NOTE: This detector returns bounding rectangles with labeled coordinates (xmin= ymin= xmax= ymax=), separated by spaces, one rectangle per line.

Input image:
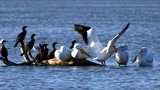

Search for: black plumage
xmin=40 ymin=44 xmax=48 ymax=60
xmin=0 ymin=40 xmax=8 ymax=59
xmin=20 ymin=34 xmax=36 ymax=56
xmin=34 ymin=44 xmax=44 ymax=63
xmin=34 ymin=43 xmax=49 ymax=62
xmin=48 ymin=42 xmax=57 ymax=59
xmin=43 ymin=44 xmax=49 ymax=60
xmin=14 ymin=26 xmax=27 ymax=47
xmin=69 ymin=40 xmax=77 ymax=49
xmin=74 ymin=24 xmax=91 ymax=45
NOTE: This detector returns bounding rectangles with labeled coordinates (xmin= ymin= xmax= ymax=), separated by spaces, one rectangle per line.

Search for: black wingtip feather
xmin=73 ymin=24 xmax=91 ymax=45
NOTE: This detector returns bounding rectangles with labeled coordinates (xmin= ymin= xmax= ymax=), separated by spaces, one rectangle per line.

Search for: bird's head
xmin=52 ymin=42 xmax=57 ymax=46
xmin=0 ymin=39 xmax=8 ymax=44
xmin=119 ymin=44 xmax=128 ymax=51
xmin=31 ymin=34 xmax=36 ymax=37
xmin=70 ymin=40 xmax=77 ymax=49
xmin=22 ymin=26 xmax=28 ymax=30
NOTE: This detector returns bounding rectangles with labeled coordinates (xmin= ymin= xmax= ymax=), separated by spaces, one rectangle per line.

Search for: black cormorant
xmin=20 ymin=34 xmax=36 ymax=57
xmin=48 ymin=42 xmax=57 ymax=59
xmin=43 ymin=44 xmax=49 ymax=60
xmin=34 ymin=44 xmax=44 ymax=63
xmin=0 ymin=39 xmax=8 ymax=59
xmin=14 ymin=26 xmax=27 ymax=47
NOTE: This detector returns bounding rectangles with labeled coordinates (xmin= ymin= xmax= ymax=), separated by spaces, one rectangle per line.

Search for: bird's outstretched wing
xmin=74 ymin=24 xmax=91 ymax=45
xmin=105 ymin=23 xmax=130 ymax=53
xmin=110 ymin=23 xmax=130 ymax=45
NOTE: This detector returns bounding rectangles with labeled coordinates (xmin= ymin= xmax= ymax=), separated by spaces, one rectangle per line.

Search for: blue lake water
xmin=0 ymin=0 xmax=160 ymax=89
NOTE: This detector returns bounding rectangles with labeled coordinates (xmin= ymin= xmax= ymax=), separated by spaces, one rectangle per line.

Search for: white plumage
xmin=114 ymin=44 xmax=129 ymax=66
xmin=132 ymin=47 xmax=153 ymax=66
xmin=55 ymin=46 xmax=72 ymax=61
xmin=74 ymin=23 xmax=130 ymax=65
xmin=71 ymin=42 xmax=92 ymax=60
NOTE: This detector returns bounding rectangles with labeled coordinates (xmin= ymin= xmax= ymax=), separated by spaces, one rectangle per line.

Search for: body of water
xmin=0 ymin=0 xmax=160 ymax=89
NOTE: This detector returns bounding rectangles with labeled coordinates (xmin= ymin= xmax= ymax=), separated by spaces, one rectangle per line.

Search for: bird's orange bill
xmin=80 ymin=47 xmax=92 ymax=58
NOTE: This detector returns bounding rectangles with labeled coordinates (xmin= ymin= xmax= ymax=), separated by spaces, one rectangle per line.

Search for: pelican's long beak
xmin=80 ymin=47 xmax=92 ymax=59
xmin=132 ymin=56 xmax=137 ymax=63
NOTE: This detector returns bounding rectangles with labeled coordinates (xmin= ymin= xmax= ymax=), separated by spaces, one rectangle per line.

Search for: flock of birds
xmin=0 ymin=23 xmax=153 ymax=66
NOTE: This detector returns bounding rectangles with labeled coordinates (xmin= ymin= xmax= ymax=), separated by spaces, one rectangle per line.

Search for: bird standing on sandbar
xmin=20 ymin=34 xmax=36 ymax=59
xmin=0 ymin=39 xmax=8 ymax=59
xmin=14 ymin=26 xmax=27 ymax=47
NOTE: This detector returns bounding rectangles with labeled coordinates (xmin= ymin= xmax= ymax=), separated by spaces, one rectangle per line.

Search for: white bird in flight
xmin=74 ymin=23 xmax=130 ymax=65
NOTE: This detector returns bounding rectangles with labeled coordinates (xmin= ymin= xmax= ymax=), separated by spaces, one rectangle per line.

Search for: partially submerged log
xmin=0 ymin=57 xmax=17 ymax=66
xmin=0 ymin=57 xmax=101 ymax=66
xmin=0 ymin=41 xmax=101 ymax=66
xmin=42 ymin=58 xmax=101 ymax=66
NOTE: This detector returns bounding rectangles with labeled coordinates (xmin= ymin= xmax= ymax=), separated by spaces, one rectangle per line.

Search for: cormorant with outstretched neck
xmin=0 ymin=39 xmax=8 ymax=59
xmin=48 ymin=42 xmax=57 ymax=59
xmin=20 ymin=34 xmax=36 ymax=57
xmin=14 ymin=26 xmax=27 ymax=47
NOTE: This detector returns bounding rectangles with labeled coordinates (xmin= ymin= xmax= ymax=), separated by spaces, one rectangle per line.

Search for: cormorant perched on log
xmin=34 ymin=44 xmax=48 ymax=63
xmin=34 ymin=44 xmax=44 ymax=63
xmin=48 ymin=42 xmax=57 ymax=59
xmin=20 ymin=34 xmax=36 ymax=58
xmin=69 ymin=40 xmax=77 ymax=49
xmin=0 ymin=39 xmax=8 ymax=59
xmin=43 ymin=44 xmax=49 ymax=60
xmin=39 ymin=44 xmax=48 ymax=60
xmin=14 ymin=26 xmax=27 ymax=47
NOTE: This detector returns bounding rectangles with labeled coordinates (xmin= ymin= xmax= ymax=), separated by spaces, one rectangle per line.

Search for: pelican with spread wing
xmin=74 ymin=23 xmax=130 ymax=65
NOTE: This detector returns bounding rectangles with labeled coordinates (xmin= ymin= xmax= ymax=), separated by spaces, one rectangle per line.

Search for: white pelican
xmin=132 ymin=47 xmax=153 ymax=66
xmin=71 ymin=40 xmax=92 ymax=60
xmin=54 ymin=45 xmax=72 ymax=61
xmin=113 ymin=44 xmax=129 ymax=66
xmin=74 ymin=23 xmax=130 ymax=65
